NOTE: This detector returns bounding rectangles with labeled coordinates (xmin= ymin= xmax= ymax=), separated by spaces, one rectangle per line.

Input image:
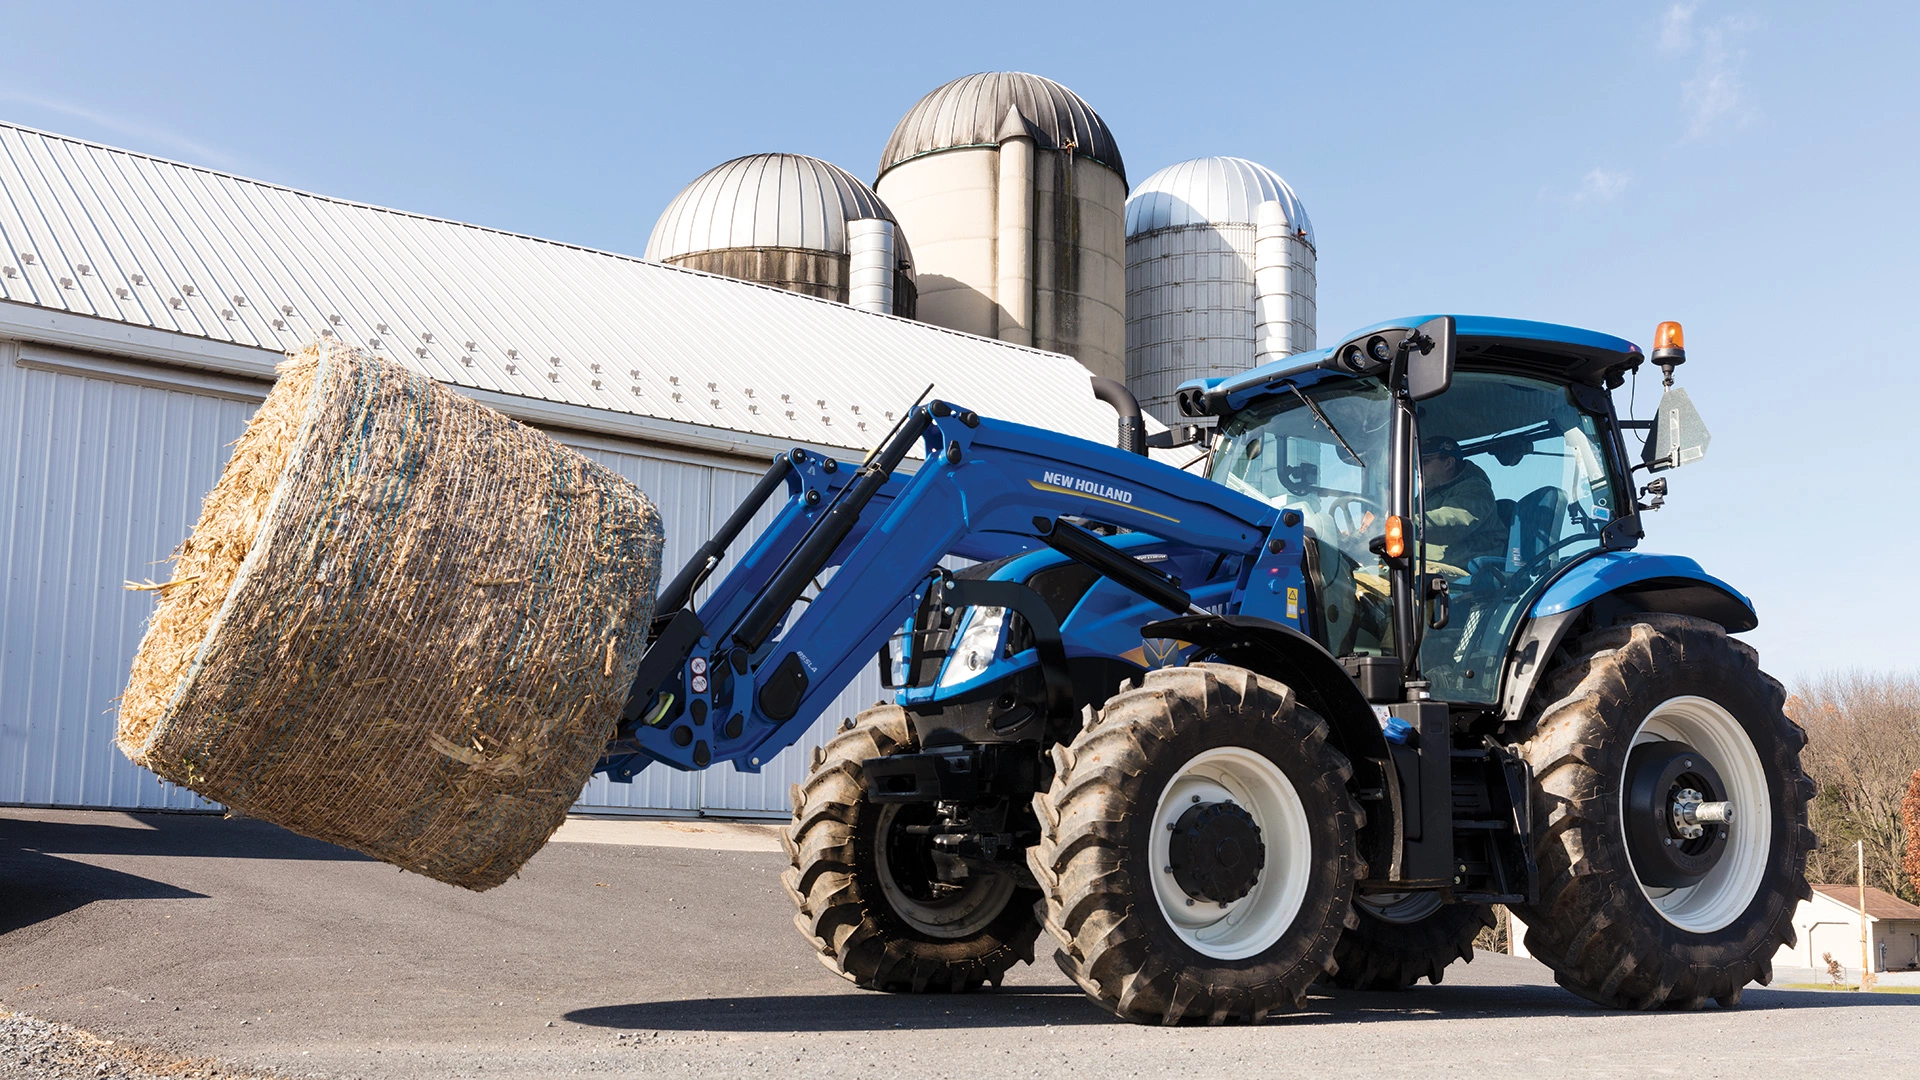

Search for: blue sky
xmin=5 ymin=1 xmax=1914 ymax=679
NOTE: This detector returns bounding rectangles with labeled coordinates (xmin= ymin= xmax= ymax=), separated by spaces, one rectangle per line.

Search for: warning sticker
xmin=1286 ymin=587 xmax=1299 ymax=620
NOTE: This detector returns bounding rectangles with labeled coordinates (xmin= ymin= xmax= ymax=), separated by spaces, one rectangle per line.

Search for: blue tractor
xmin=600 ymin=315 xmax=1811 ymax=1023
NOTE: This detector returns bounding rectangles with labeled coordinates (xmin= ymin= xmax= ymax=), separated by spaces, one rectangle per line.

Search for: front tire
xmin=1029 ymin=664 xmax=1365 ymax=1024
xmin=1513 ymin=615 xmax=1814 ymax=1009
xmin=783 ymin=705 xmax=1041 ymax=992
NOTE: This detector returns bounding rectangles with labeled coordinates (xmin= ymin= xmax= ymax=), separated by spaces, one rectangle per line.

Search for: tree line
xmin=1788 ymin=672 xmax=1920 ymax=902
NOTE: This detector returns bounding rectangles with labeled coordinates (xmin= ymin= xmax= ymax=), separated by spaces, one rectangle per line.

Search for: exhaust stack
xmin=1091 ymin=377 xmax=1147 ymax=455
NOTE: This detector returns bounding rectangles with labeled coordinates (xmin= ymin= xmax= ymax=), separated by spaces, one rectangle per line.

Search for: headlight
xmin=938 ymin=606 xmax=1008 ymax=688
xmin=889 ymin=616 xmax=913 ymax=687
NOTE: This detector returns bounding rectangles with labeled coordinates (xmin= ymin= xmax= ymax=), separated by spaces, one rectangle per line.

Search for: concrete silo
xmin=874 ymin=72 xmax=1127 ymax=381
xmin=1124 ymin=157 xmax=1316 ymax=423
xmin=647 ymin=153 xmax=916 ymax=317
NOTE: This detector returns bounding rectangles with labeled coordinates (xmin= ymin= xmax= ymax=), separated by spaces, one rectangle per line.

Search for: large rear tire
xmin=1512 ymin=615 xmax=1814 ymax=1009
xmin=1029 ymin=664 xmax=1365 ymax=1024
xmin=1328 ymin=896 xmax=1494 ymax=990
xmin=783 ymin=705 xmax=1042 ymax=992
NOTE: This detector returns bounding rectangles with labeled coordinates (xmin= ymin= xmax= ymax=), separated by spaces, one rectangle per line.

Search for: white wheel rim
xmin=1149 ymin=746 xmax=1313 ymax=960
xmin=872 ymin=803 xmax=1016 ymax=939
xmin=1622 ymin=696 xmax=1771 ymax=934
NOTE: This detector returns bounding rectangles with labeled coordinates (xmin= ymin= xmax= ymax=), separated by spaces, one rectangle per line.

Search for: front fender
xmin=1531 ymin=551 xmax=1756 ymax=632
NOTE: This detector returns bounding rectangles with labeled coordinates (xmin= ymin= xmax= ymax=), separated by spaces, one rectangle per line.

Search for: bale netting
xmin=117 ymin=341 xmax=664 ymax=890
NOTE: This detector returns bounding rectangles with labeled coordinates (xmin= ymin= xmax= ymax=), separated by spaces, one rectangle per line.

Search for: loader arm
xmin=599 ymin=400 xmax=1305 ymax=778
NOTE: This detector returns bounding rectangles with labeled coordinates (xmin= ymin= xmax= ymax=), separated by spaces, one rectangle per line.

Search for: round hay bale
xmin=117 ymin=342 xmax=664 ymax=890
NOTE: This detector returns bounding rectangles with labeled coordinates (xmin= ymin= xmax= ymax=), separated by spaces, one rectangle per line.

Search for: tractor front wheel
xmin=1029 ymin=664 xmax=1365 ymax=1024
xmin=1513 ymin=615 xmax=1814 ymax=1009
xmin=783 ymin=705 xmax=1041 ymax=992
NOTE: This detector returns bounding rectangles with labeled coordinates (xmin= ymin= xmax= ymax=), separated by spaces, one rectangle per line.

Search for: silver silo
xmin=1124 ymin=157 xmax=1316 ymax=423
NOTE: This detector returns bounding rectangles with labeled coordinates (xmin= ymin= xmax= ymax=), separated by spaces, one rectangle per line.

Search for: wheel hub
xmin=1624 ymin=741 xmax=1733 ymax=889
xmin=1168 ymin=800 xmax=1266 ymax=904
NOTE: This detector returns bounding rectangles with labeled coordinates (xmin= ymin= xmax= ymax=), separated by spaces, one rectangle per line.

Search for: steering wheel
xmin=1322 ymin=494 xmax=1383 ymax=542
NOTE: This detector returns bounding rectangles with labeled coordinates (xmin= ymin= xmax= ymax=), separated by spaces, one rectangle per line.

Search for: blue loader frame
xmin=598 ymin=401 xmax=1310 ymax=780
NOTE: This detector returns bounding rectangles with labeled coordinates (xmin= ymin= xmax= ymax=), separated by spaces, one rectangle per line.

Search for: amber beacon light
xmin=1653 ymin=321 xmax=1685 ymax=361
xmin=1651 ymin=320 xmax=1686 ymax=386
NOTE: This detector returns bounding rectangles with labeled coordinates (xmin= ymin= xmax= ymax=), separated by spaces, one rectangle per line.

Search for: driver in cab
xmin=1419 ymin=436 xmax=1503 ymax=577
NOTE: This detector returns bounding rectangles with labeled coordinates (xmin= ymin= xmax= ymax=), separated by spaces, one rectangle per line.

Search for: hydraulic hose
xmin=730 ymin=406 xmax=935 ymax=653
xmin=653 ymin=452 xmax=795 ymax=617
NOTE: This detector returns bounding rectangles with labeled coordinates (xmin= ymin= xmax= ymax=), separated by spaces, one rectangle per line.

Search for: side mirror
xmin=1405 ymin=315 xmax=1456 ymax=401
xmin=1643 ymin=386 xmax=1711 ymax=471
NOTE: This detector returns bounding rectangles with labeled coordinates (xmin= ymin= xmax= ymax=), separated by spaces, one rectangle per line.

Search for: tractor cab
xmin=1182 ymin=316 xmax=1700 ymax=706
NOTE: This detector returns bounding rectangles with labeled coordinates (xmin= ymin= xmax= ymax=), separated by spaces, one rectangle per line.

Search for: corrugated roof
xmin=645 ymin=153 xmax=911 ymax=266
xmin=1811 ymin=885 xmax=1920 ymax=921
xmin=0 ymin=120 xmax=1124 ymax=456
xmin=877 ymin=72 xmax=1125 ymax=182
xmin=1126 ymin=157 xmax=1315 ymax=250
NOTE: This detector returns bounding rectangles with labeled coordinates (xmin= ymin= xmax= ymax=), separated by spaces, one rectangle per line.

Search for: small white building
xmin=1773 ymin=885 xmax=1920 ymax=974
xmin=0 ymin=119 xmax=1136 ymax=820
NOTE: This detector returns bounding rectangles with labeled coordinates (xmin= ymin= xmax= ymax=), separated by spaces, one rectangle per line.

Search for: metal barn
xmin=0 ymin=120 xmax=1126 ymax=818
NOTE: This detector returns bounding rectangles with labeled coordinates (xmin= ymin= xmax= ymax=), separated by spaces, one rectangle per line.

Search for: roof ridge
xmin=1810 ymin=883 xmax=1920 ymax=918
xmin=0 ymin=116 xmax=660 ymax=268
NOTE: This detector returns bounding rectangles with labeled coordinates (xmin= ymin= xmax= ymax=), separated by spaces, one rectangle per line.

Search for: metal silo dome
xmin=872 ymin=72 xmax=1130 ymax=381
xmin=646 ymin=154 xmax=910 ymax=262
xmin=877 ymin=71 xmax=1125 ymax=182
xmin=1124 ymin=157 xmax=1318 ymax=424
xmin=645 ymin=154 xmax=914 ymax=316
xmin=1126 ymin=156 xmax=1313 ymax=250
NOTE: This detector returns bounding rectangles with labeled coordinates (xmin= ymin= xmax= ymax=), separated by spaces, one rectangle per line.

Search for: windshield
xmin=1210 ymin=378 xmax=1397 ymax=657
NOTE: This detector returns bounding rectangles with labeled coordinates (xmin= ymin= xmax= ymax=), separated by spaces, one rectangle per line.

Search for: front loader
xmin=596 ymin=314 xmax=1812 ymax=1022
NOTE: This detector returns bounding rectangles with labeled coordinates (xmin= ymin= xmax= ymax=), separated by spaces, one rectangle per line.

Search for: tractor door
xmin=1411 ymin=371 xmax=1630 ymax=701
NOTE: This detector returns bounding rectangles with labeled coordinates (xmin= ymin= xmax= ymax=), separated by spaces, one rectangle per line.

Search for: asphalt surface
xmin=4 ymin=808 xmax=1916 ymax=1080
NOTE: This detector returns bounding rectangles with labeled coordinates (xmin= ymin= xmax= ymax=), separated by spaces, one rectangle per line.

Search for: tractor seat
xmin=1506 ymin=485 xmax=1569 ymax=573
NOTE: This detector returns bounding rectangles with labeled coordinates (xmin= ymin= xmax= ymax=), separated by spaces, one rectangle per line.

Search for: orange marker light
xmin=1383 ymin=515 xmax=1406 ymax=559
xmin=1654 ymin=321 xmax=1685 ymax=352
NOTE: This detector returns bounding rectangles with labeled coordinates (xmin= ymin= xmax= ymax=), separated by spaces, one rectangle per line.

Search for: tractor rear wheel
xmin=1328 ymin=896 xmax=1495 ymax=990
xmin=1512 ymin=615 xmax=1814 ymax=1009
xmin=783 ymin=705 xmax=1041 ymax=992
xmin=1029 ymin=664 xmax=1365 ymax=1024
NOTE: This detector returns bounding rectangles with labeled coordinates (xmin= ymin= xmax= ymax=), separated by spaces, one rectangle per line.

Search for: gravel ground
xmin=5 ymin=807 xmax=1917 ymax=1080
xmin=0 ymin=1009 xmax=282 ymax=1079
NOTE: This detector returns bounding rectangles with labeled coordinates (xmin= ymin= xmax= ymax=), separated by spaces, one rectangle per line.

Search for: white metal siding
xmin=0 ymin=340 xmax=239 ymax=809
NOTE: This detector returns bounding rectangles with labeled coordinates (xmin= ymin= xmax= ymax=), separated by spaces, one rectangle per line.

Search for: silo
xmin=1124 ymin=157 xmax=1316 ymax=423
xmin=874 ymin=72 xmax=1127 ymax=381
xmin=646 ymin=153 xmax=917 ymax=317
